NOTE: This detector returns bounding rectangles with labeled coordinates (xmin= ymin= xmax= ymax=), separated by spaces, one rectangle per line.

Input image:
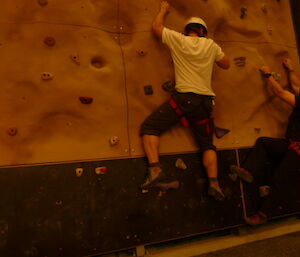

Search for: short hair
xmin=184 ymin=23 xmax=207 ymax=37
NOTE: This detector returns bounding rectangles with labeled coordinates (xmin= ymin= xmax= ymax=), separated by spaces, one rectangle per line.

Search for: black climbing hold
xmin=44 ymin=37 xmax=56 ymax=47
xmin=38 ymin=0 xmax=48 ymax=7
xmin=91 ymin=56 xmax=105 ymax=69
xmin=215 ymin=127 xmax=230 ymax=139
xmin=162 ymin=81 xmax=176 ymax=93
xmin=79 ymin=96 xmax=93 ymax=104
xmin=240 ymin=7 xmax=247 ymax=19
xmin=144 ymin=85 xmax=153 ymax=95
xmin=234 ymin=56 xmax=246 ymax=67
xmin=7 ymin=127 xmax=18 ymax=136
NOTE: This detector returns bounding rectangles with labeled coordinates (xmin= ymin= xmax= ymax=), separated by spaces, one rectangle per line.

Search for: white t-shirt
xmin=162 ymin=27 xmax=225 ymax=96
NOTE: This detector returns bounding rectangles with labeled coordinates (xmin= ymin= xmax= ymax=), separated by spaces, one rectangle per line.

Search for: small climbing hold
xmin=137 ymin=50 xmax=148 ymax=56
xmin=55 ymin=200 xmax=63 ymax=205
xmin=158 ymin=191 xmax=166 ymax=197
xmin=240 ymin=7 xmax=247 ymax=19
xmin=234 ymin=57 xmax=246 ymax=67
xmin=109 ymin=136 xmax=120 ymax=146
xmin=267 ymin=26 xmax=273 ymax=35
xmin=155 ymin=181 xmax=180 ymax=191
xmin=44 ymin=37 xmax=55 ymax=47
xmin=79 ymin=96 xmax=93 ymax=104
xmin=38 ymin=0 xmax=48 ymax=7
xmin=175 ymin=158 xmax=187 ymax=170
xmin=162 ymin=80 xmax=176 ymax=93
xmin=7 ymin=127 xmax=18 ymax=136
xmin=95 ymin=167 xmax=108 ymax=175
xmin=254 ymin=127 xmax=261 ymax=133
xmin=141 ymin=189 xmax=149 ymax=194
xmin=41 ymin=72 xmax=54 ymax=81
xmin=229 ymin=173 xmax=238 ymax=182
xmin=215 ymin=127 xmax=230 ymax=138
xmin=261 ymin=4 xmax=267 ymax=13
xmin=271 ymin=72 xmax=281 ymax=81
xmin=70 ymin=54 xmax=80 ymax=65
xmin=259 ymin=185 xmax=270 ymax=197
xmin=144 ymin=85 xmax=153 ymax=95
xmin=75 ymin=168 xmax=83 ymax=177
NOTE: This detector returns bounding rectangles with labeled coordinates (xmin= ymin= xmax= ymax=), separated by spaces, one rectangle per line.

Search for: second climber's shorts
xmin=140 ymin=92 xmax=216 ymax=152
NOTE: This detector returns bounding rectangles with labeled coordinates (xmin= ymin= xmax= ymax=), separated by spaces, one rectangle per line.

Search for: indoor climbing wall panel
xmin=0 ymin=0 xmax=299 ymax=166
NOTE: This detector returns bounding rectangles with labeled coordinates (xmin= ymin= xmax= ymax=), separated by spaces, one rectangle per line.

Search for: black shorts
xmin=140 ymin=92 xmax=216 ymax=152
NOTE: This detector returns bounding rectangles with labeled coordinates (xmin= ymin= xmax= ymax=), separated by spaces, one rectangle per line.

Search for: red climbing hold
xmin=44 ymin=37 xmax=55 ymax=47
xmin=7 ymin=127 xmax=18 ymax=136
xmin=95 ymin=167 xmax=108 ymax=175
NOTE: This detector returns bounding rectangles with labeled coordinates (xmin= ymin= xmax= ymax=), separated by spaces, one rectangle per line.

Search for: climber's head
xmin=184 ymin=17 xmax=208 ymax=37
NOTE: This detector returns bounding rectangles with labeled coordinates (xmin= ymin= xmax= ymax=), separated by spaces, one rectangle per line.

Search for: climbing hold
xmin=259 ymin=185 xmax=270 ymax=197
xmin=91 ymin=56 xmax=104 ymax=69
xmin=38 ymin=0 xmax=48 ymax=7
xmin=55 ymin=200 xmax=63 ymax=206
xmin=175 ymin=158 xmax=187 ymax=170
xmin=271 ymin=72 xmax=281 ymax=81
xmin=79 ymin=96 xmax=93 ymax=104
xmin=254 ymin=128 xmax=261 ymax=134
xmin=141 ymin=189 xmax=149 ymax=194
xmin=7 ymin=127 xmax=18 ymax=136
xmin=267 ymin=26 xmax=273 ymax=35
xmin=75 ymin=168 xmax=83 ymax=177
xmin=261 ymin=4 xmax=267 ymax=13
xmin=234 ymin=57 xmax=246 ymax=67
xmin=137 ymin=50 xmax=148 ymax=57
xmin=229 ymin=173 xmax=238 ymax=182
xmin=240 ymin=7 xmax=247 ymax=19
xmin=95 ymin=167 xmax=108 ymax=175
xmin=41 ymin=72 xmax=54 ymax=81
xmin=155 ymin=181 xmax=180 ymax=191
xmin=144 ymin=85 xmax=153 ymax=95
xmin=215 ymin=127 xmax=230 ymax=138
xmin=43 ymin=37 xmax=55 ymax=47
xmin=162 ymin=80 xmax=176 ymax=93
xmin=109 ymin=136 xmax=120 ymax=146
xmin=70 ymin=54 xmax=80 ymax=65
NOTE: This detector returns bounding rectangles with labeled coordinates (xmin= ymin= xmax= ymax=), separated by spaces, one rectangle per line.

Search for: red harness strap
xmin=195 ymin=115 xmax=214 ymax=134
xmin=169 ymin=98 xmax=189 ymax=127
xmin=288 ymin=140 xmax=300 ymax=155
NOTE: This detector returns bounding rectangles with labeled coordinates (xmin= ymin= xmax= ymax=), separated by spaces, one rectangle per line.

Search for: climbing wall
xmin=0 ymin=0 xmax=299 ymax=166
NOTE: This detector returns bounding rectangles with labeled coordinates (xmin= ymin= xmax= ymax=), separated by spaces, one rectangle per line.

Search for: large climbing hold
xmin=162 ymin=80 xmax=175 ymax=93
xmin=215 ymin=127 xmax=230 ymax=139
xmin=240 ymin=7 xmax=247 ymax=19
xmin=38 ymin=0 xmax=48 ymax=7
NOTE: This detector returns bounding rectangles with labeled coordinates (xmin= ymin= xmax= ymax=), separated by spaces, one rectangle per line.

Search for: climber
xmin=230 ymin=58 xmax=300 ymax=225
xmin=140 ymin=1 xmax=230 ymax=201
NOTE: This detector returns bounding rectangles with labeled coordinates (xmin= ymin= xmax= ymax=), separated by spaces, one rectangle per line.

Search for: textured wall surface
xmin=0 ymin=0 xmax=299 ymax=166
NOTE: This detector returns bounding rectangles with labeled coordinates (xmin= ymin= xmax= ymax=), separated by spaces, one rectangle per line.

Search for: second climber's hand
xmin=259 ymin=66 xmax=271 ymax=75
xmin=160 ymin=1 xmax=170 ymax=13
xmin=282 ymin=58 xmax=294 ymax=72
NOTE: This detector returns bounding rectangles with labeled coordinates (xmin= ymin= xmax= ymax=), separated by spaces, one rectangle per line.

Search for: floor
xmin=146 ymin=216 xmax=300 ymax=257
xmin=195 ymin=231 xmax=300 ymax=257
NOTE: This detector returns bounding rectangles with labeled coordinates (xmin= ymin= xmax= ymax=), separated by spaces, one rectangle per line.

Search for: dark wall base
xmin=0 ymin=149 xmax=299 ymax=256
